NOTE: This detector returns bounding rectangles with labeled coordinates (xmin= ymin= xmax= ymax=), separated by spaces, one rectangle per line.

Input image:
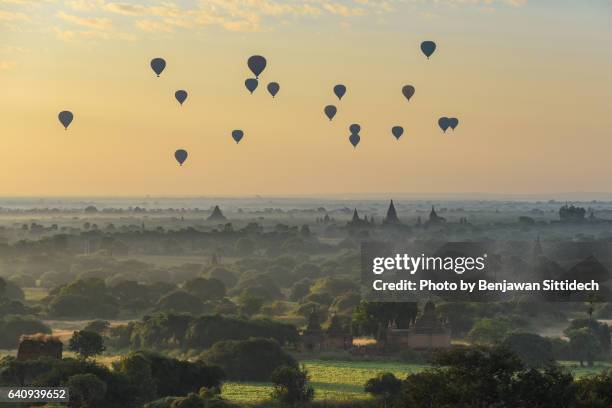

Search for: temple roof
xmin=207 ymin=205 xmax=227 ymax=221
xmin=383 ymin=200 xmax=400 ymax=224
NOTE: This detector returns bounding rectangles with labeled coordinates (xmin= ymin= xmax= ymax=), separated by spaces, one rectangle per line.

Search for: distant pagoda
xmin=427 ymin=205 xmax=446 ymax=225
xmin=207 ymin=205 xmax=227 ymax=221
xmin=383 ymin=200 xmax=401 ymax=225
xmin=348 ymin=208 xmax=372 ymax=228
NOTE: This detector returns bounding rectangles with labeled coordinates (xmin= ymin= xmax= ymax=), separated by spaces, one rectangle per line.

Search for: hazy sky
xmin=1 ymin=0 xmax=611 ymax=197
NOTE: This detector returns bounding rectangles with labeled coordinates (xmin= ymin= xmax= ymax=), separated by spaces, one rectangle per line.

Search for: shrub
xmin=271 ymin=365 xmax=314 ymax=404
xmin=202 ymin=338 xmax=296 ymax=381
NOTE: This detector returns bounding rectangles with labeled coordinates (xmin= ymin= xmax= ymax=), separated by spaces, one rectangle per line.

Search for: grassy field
xmin=222 ymin=360 xmax=427 ymax=404
xmin=221 ymin=359 xmax=612 ymax=404
xmin=559 ymin=361 xmax=612 ymax=378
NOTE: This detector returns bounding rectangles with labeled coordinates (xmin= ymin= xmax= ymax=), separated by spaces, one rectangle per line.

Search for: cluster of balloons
xmin=323 ymin=84 xmax=346 ymax=122
xmin=418 ymin=42 xmax=461 ymax=133
xmin=58 ymin=41 xmax=459 ymax=164
xmin=438 ymin=117 xmax=459 ymax=132
xmin=149 ymin=58 xmax=194 ymax=165
xmin=167 ymin=56 xmax=263 ymax=165
xmin=349 ymin=123 xmax=361 ymax=148
xmin=244 ymin=55 xmax=280 ymax=98
xmin=322 ymin=40 xmax=459 ymax=148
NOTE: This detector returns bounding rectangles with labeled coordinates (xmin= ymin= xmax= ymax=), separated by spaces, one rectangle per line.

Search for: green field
xmin=221 ymin=359 xmax=612 ymax=404
xmin=222 ymin=360 xmax=427 ymax=404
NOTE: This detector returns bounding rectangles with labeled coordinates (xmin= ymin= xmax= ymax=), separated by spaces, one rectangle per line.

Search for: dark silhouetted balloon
xmin=349 ymin=133 xmax=360 ymax=148
xmin=448 ymin=118 xmax=459 ymax=130
xmin=245 ymin=78 xmax=258 ymax=94
xmin=324 ymin=105 xmax=337 ymax=121
xmin=175 ymin=90 xmax=188 ymax=105
xmin=247 ymin=55 xmax=267 ymax=78
xmin=150 ymin=58 xmax=166 ymax=77
xmin=175 ymin=149 xmax=188 ymax=166
xmin=58 ymin=111 xmax=73 ymax=130
xmin=402 ymin=85 xmax=415 ymax=101
xmin=349 ymin=123 xmax=361 ymax=134
xmin=267 ymin=82 xmax=280 ymax=98
xmin=438 ymin=117 xmax=450 ymax=132
xmin=232 ymin=130 xmax=244 ymax=144
xmin=334 ymin=84 xmax=346 ymax=100
xmin=420 ymin=41 xmax=436 ymax=59
xmin=391 ymin=126 xmax=404 ymax=140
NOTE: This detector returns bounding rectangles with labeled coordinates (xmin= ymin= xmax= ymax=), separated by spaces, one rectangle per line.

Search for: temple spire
xmin=383 ymin=199 xmax=400 ymax=224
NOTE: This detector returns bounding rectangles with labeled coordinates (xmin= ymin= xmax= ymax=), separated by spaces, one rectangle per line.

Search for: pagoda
xmin=348 ymin=208 xmax=372 ymax=228
xmin=383 ymin=200 xmax=401 ymax=225
xmin=207 ymin=205 xmax=227 ymax=221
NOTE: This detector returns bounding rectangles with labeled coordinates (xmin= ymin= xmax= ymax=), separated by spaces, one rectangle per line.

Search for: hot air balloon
xmin=448 ymin=118 xmax=459 ymax=130
xmin=420 ymin=41 xmax=436 ymax=59
xmin=175 ymin=90 xmax=188 ymax=106
xmin=438 ymin=117 xmax=450 ymax=132
xmin=58 ymin=111 xmax=73 ymax=130
xmin=232 ymin=130 xmax=244 ymax=144
xmin=349 ymin=133 xmax=360 ymax=148
xmin=245 ymin=78 xmax=258 ymax=94
xmin=402 ymin=85 xmax=415 ymax=102
xmin=334 ymin=84 xmax=346 ymax=100
xmin=267 ymin=82 xmax=280 ymax=98
xmin=175 ymin=149 xmax=188 ymax=166
xmin=349 ymin=124 xmax=361 ymax=135
xmin=324 ymin=105 xmax=337 ymax=121
xmin=247 ymin=55 xmax=267 ymax=78
xmin=391 ymin=126 xmax=404 ymax=140
xmin=151 ymin=58 xmax=166 ymax=77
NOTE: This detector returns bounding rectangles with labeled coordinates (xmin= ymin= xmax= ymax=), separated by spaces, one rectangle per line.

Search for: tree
xmin=234 ymin=238 xmax=254 ymax=255
xmin=69 ymin=330 xmax=105 ymax=360
xmin=0 ymin=316 xmax=51 ymax=348
xmin=68 ymin=373 xmax=107 ymax=407
xmin=83 ymin=320 xmax=110 ymax=335
xmin=183 ymin=278 xmax=226 ymax=301
xmin=395 ymin=345 xmax=576 ymax=408
xmin=270 ymin=365 xmax=314 ymax=404
xmin=114 ymin=351 xmax=224 ymax=402
xmin=202 ymin=338 xmax=296 ymax=381
xmin=157 ymin=290 xmax=204 ymax=315
xmin=352 ymin=301 xmax=418 ymax=338
xmin=502 ymin=332 xmax=554 ymax=368
xmin=237 ymin=292 xmax=263 ymax=317
xmin=468 ymin=317 xmax=513 ymax=344
xmin=364 ymin=372 xmax=402 ymax=408
xmin=575 ymin=371 xmax=612 ymax=408
xmin=207 ymin=267 xmax=238 ymax=289
xmin=567 ymin=328 xmax=602 ymax=367
xmin=289 ymin=279 xmax=311 ymax=301
xmin=565 ymin=318 xmax=611 ymax=353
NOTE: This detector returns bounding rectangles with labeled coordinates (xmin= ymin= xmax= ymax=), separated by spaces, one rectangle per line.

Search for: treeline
xmin=0 ymin=220 xmax=337 ymax=258
xmin=109 ymin=313 xmax=299 ymax=351
xmin=363 ymin=345 xmax=612 ymax=408
xmin=0 ymin=351 xmax=224 ymax=408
